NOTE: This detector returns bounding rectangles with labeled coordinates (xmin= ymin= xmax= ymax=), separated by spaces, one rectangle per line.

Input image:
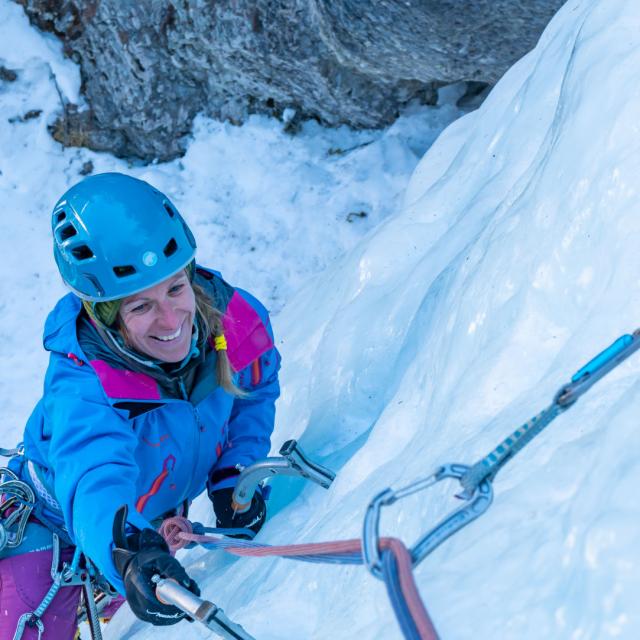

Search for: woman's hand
xmin=112 ymin=507 xmax=200 ymax=625
xmin=211 ymin=487 xmax=267 ymax=538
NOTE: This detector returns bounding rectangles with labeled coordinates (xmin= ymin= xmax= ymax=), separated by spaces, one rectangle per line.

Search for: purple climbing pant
xmin=0 ymin=548 xmax=81 ymax=639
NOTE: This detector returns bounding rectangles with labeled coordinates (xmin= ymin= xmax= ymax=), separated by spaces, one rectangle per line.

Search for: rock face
xmin=18 ymin=0 xmax=565 ymax=161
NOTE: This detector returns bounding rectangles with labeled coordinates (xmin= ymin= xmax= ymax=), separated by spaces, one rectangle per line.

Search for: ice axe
xmin=153 ymin=575 xmax=256 ymax=639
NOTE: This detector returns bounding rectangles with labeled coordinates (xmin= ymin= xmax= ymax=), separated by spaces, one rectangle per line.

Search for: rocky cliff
xmin=18 ymin=0 xmax=565 ymax=161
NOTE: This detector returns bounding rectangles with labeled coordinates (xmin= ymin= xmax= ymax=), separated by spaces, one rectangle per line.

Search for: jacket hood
xmin=43 ymin=293 xmax=84 ymax=356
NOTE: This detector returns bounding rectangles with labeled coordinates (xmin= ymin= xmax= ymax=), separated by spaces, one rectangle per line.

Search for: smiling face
xmin=118 ymin=270 xmax=196 ymax=363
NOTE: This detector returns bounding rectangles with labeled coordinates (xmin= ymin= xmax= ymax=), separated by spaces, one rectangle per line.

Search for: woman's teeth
xmin=153 ymin=325 xmax=182 ymax=341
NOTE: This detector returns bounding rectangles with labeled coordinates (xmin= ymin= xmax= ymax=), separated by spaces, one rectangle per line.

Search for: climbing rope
xmin=159 ymin=516 xmax=439 ymax=640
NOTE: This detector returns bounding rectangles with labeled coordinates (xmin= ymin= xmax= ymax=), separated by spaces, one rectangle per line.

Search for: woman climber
xmin=0 ymin=172 xmax=280 ymax=638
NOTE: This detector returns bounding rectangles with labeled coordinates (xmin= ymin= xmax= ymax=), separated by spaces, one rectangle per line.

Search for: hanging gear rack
xmin=11 ymin=534 xmax=105 ymax=640
xmin=0 ymin=467 xmax=36 ymax=552
xmin=0 ymin=440 xmax=338 ymax=640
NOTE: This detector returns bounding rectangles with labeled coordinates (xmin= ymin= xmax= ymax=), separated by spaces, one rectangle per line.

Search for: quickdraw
xmin=362 ymin=329 xmax=640 ymax=570
xmin=363 ymin=464 xmax=493 ymax=574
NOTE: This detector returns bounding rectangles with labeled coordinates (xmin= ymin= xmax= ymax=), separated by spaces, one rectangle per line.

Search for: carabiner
xmin=410 ymin=463 xmax=493 ymax=566
xmin=362 ymin=464 xmax=494 ymax=577
xmin=362 ymin=469 xmax=441 ymax=578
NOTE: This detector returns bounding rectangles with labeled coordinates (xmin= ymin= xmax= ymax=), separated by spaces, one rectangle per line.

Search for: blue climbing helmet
xmin=52 ymin=173 xmax=197 ymax=301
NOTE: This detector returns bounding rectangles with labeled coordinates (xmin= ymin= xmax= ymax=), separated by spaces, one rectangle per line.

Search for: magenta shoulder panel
xmin=222 ymin=292 xmax=274 ymax=372
xmin=90 ymin=359 xmax=161 ymax=400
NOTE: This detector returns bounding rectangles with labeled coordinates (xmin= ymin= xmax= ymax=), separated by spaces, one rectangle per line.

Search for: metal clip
xmin=362 ymin=470 xmax=441 ymax=578
xmin=410 ymin=464 xmax=493 ymax=565
xmin=362 ymin=464 xmax=494 ymax=578
xmin=0 ymin=443 xmax=25 ymax=458
xmin=12 ymin=612 xmax=44 ymax=640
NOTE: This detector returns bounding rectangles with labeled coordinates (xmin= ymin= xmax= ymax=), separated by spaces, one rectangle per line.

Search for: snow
xmin=2 ymin=0 xmax=640 ymax=638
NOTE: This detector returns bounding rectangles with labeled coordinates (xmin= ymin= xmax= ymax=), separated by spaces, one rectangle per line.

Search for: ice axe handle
xmin=152 ymin=576 xmax=257 ymax=640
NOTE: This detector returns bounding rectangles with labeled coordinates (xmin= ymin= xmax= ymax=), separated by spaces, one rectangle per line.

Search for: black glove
xmin=210 ymin=487 xmax=267 ymax=538
xmin=112 ymin=506 xmax=200 ymax=626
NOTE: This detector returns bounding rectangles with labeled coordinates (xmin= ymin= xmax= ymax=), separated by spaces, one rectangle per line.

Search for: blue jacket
xmin=21 ymin=267 xmax=280 ymax=593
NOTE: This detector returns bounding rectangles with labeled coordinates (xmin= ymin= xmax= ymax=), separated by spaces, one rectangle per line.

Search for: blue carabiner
xmin=571 ymin=334 xmax=634 ymax=383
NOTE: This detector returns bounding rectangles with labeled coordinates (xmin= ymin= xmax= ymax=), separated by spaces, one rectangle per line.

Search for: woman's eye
xmin=129 ymin=303 xmax=149 ymax=314
xmin=169 ymin=284 xmax=185 ymax=295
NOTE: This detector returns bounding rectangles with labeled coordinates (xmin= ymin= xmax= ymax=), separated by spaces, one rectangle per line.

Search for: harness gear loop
xmin=1 ymin=454 xmax=111 ymax=639
xmin=12 ymin=534 xmax=75 ymax=640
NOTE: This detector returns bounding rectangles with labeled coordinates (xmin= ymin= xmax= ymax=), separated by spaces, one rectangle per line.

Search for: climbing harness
xmin=362 ymin=329 xmax=640 ymax=572
xmin=11 ymin=534 xmax=102 ymax=640
xmin=1 ymin=501 xmax=107 ymax=640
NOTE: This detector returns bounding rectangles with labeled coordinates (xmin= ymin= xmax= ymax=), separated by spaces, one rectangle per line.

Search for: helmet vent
xmin=164 ymin=203 xmax=176 ymax=218
xmin=59 ymin=224 xmax=77 ymax=241
xmin=113 ymin=265 xmax=136 ymax=278
xmin=163 ymin=238 xmax=178 ymax=257
xmin=55 ymin=211 xmax=66 ymax=223
xmin=70 ymin=245 xmax=94 ymax=261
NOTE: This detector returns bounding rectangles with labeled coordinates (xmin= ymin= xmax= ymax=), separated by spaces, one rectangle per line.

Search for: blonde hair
xmin=192 ymin=281 xmax=246 ymax=397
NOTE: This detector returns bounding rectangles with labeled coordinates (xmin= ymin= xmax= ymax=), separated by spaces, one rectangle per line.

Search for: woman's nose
xmin=155 ymin=299 xmax=180 ymax=327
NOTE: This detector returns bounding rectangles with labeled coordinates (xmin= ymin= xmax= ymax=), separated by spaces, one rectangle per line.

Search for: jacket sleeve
xmin=44 ymin=353 xmax=152 ymax=594
xmin=208 ymin=290 xmax=281 ymax=492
